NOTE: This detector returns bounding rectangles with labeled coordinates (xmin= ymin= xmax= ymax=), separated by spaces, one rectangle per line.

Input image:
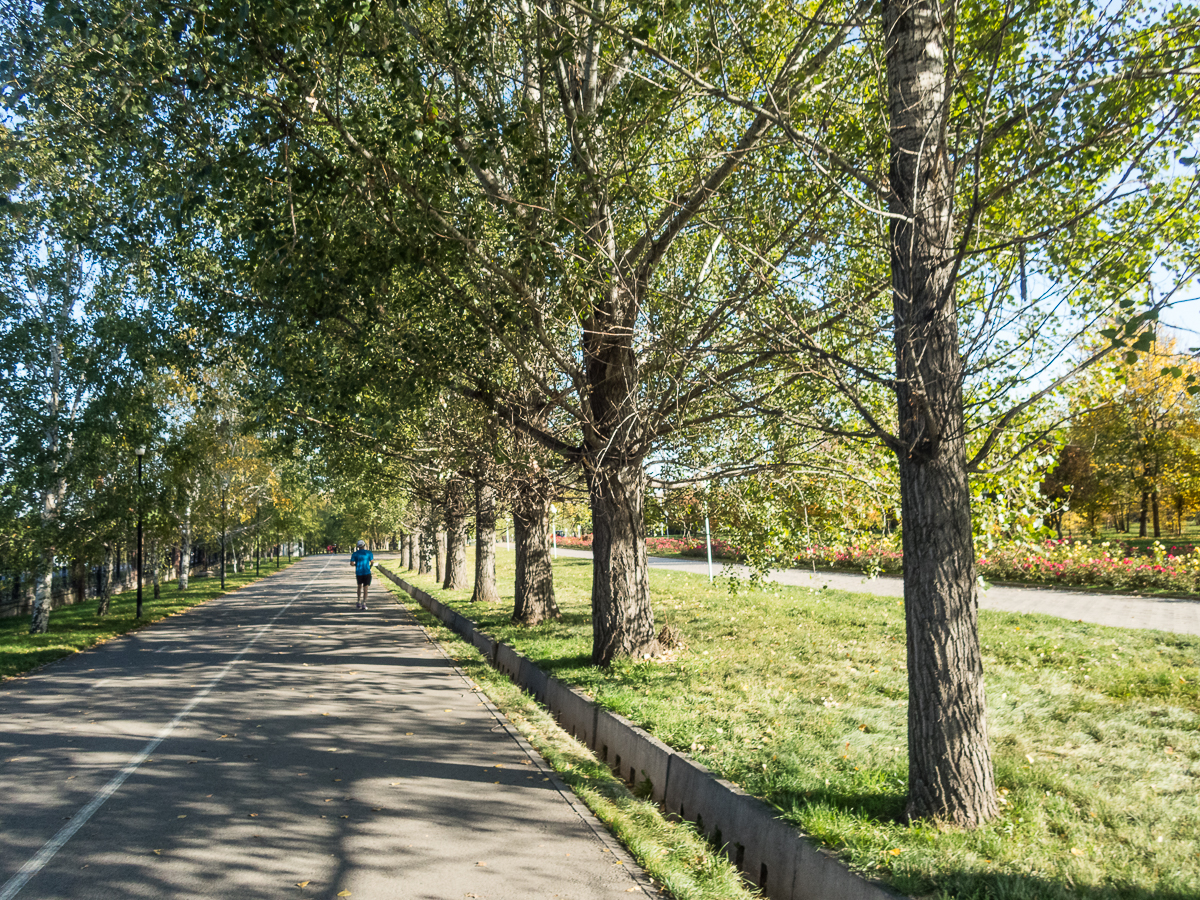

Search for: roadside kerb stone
xmin=517 ymin=655 xmax=550 ymax=704
xmin=472 ymin=628 xmax=499 ymax=663
xmin=545 ymin=676 xmax=599 ymax=748
xmin=495 ymin=642 xmax=523 ymax=681
xmin=595 ymin=708 xmax=673 ymax=804
xmin=376 ymin=565 xmax=905 ymax=900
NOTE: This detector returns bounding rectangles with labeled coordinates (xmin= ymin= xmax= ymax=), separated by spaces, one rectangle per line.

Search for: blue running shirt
xmin=351 ymin=549 xmax=374 ymax=576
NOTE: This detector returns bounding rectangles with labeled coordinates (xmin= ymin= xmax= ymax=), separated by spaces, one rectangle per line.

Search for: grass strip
xmin=0 ymin=561 xmax=300 ymax=680
xmin=396 ymin=552 xmax=1199 ymax=900
xmin=380 ymin=572 xmax=761 ymax=900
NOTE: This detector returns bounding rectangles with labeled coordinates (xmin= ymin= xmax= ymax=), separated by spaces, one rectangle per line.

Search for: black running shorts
xmin=356 ymin=573 xmax=372 ymax=586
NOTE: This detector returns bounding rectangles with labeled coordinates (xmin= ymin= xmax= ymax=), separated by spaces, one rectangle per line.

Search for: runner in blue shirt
xmin=351 ymin=540 xmax=374 ymax=610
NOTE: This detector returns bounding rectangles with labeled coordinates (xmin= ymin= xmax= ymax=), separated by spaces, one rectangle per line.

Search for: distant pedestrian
xmin=351 ymin=540 xmax=374 ymax=610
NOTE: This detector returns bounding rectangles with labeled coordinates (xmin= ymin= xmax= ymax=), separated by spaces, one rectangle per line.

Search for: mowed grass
xmin=395 ymin=552 xmax=1200 ymax=900
xmin=0 ymin=561 xmax=299 ymax=680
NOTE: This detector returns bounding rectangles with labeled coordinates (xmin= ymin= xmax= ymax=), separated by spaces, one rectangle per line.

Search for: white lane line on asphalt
xmin=0 ymin=558 xmax=332 ymax=900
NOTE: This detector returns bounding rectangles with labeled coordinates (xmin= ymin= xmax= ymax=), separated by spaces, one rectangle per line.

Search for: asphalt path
xmin=0 ymin=556 xmax=652 ymax=900
xmin=552 ymin=548 xmax=1200 ymax=637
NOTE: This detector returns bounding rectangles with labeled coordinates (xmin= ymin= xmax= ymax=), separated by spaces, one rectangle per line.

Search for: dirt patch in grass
xmin=395 ymin=553 xmax=1200 ymax=900
xmin=0 ymin=562 xmax=300 ymax=680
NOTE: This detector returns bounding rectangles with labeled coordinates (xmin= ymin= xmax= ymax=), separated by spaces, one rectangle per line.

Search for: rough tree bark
xmin=886 ymin=0 xmax=997 ymax=826
xmin=444 ymin=481 xmax=470 ymax=590
xmin=96 ymin=542 xmax=114 ymax=616
xmin=512 ymin=479 xmax=559 ymax=624
xmin=179 ymin=498 xmax=193 ymax=590
xmin=418 ymin=525 xmax=435 ymax=576
xmin=580 ymin=277 xmax=657 ymax=663
xmin=586 ymin=456 xmax=656 ymax=663
xmin=471 ymin=478 xmax=500 ymax=604
xmin=151 ymin=541 xmax=161 ymax=599
xmin=435 ymin=529 xmax=447 ymax=583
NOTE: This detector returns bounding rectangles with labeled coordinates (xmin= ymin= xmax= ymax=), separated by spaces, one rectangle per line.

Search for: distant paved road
xmin=0 ymin=556 xmax=652 ymax=900
xmin=553 ymin=548 xmax=1200 ymax=637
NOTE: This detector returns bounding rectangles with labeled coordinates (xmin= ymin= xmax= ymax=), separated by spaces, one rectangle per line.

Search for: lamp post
xmin=704 ymin=510 xmax=714 ymax=583
xmin=220 ymin=478 xmax=227 ymax=591
xmin=550 ymin=504 xmax=558 ymax=558
xmin=136 ymin=447 xmax=145 ymax=617
xmin=700 ymin=480 xmax=713 ymax=583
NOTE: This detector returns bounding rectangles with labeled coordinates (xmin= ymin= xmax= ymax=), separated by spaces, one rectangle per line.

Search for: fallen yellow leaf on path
xmin=295 ymin=881 xmax=309 ymax=887
xmin=337 ymin=892 xmax=351 ymax=897
xmin=153 ymin=850 xmax=161 ymax=855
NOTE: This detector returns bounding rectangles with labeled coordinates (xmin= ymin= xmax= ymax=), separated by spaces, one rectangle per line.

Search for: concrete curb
xmin=377 ymin=565 xmax=906 ymax=900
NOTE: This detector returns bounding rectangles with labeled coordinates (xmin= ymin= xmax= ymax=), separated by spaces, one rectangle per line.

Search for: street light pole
xmin=220 ymin=480 xmax=226 ymax=591
xmin=136 ymin=447 xmax=145 ymax=617
xmin=704 ymin=511 xmax=714 ymax=583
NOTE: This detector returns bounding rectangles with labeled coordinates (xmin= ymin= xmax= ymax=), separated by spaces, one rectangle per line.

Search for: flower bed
xmin=795 ymin=537 xmax=1200 ymax=595
xmin=554 ymin=534 xmax=742 ymax=558
xmin=978 ymin=539 xmax=1200 ymax=594
xmin=554 ymin=533 xmax=1200 ymax=594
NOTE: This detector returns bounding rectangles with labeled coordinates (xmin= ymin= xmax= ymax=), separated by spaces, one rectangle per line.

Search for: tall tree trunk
xmin=30 ymin=550 xmax=54 ymax=633
xmin=71 ymin=557 xmax=85 ymax=606
xmin=151 ymin=541 xmax=161 ymax=599
xmin=406 ymin=531 xmax=416 ymax=570
xmin=1152 ymin=489 xmax=1161 ymax=538
xmin=444 ymin=482 xmax=470 ymax=590
xmin=587 ymin=458 xmax=656 ymax=663
xmin=179 ymin=501 xmax=193 ymax=590
xmin=581 ymin=276 xmax=658 ymax=663
xmin=472 ymin=479 xmax=500 ymax=604
xmin=29 ymin=477 xmax=64 ymax=634
xmin=435 ymin=529 xmax=447 ymax=583
xmin=512 ymin=482 xmax=559 ymax=624
xmin=1139 ymin=489 xmax=1150 ymax=537
xmin=886 ymin=0 xmax=996 ymax=827
xmin=30 ymin=331 xmax=67 ymax=633
xmin=418 ymin=526 xmax=435 ymax=576
xmin=96 ymin=542 xmax=114 ymax=616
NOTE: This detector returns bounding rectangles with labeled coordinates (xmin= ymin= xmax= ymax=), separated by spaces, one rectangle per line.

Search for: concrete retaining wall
xmin=378 ymin=565 xmax=904 ymax=900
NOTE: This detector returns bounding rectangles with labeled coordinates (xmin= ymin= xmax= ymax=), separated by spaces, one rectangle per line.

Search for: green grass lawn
xmin=0 ymin=561 xmax=298 ymax=680
xmin=394 ymin=552 xmax=1200 ymax=900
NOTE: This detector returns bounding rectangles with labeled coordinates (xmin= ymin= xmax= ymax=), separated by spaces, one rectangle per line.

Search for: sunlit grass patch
xmin=0 ymin=561 xmax=299 ymax=680
xmin=393 ymin=552 xmax=1200 ymax=900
